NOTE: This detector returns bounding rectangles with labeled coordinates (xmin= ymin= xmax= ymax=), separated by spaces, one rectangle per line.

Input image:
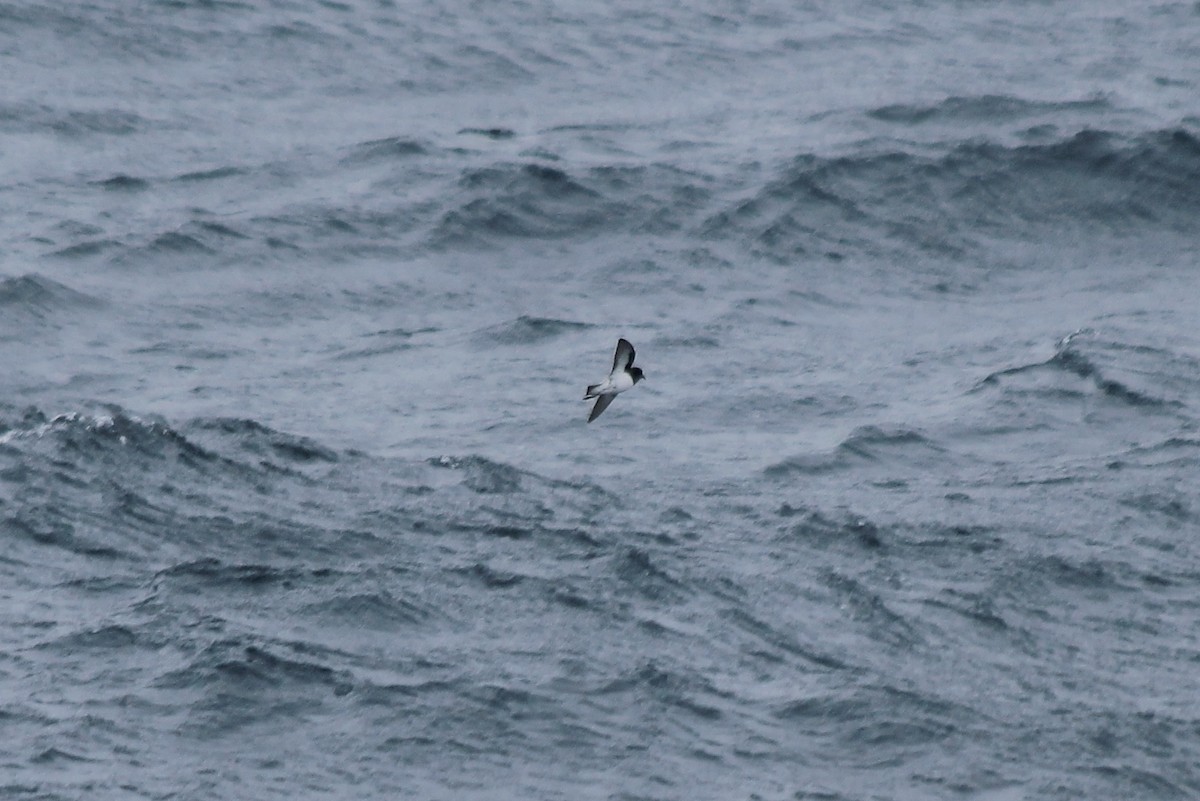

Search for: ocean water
xmin=3 ymin=1 xmax=1200 ymax=799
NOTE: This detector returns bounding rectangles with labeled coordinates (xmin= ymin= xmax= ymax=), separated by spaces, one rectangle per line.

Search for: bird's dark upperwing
xmin=587 ymin=393 xmax=617 ymax=423
xmin=611 ymin=338 xmax=635 ymax=374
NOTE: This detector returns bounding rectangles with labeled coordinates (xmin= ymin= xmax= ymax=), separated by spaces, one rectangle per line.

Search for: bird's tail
xmin=584 ymin=383 xmax=600 ymax=399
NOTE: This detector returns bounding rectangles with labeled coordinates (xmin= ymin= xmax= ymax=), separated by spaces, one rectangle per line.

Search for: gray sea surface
xmin=2 ymin=2 xmax=1200 ymax=799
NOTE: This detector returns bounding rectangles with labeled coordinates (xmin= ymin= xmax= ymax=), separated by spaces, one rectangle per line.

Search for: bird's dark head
xmin=630 ymin=367 xmax=645 ymax=384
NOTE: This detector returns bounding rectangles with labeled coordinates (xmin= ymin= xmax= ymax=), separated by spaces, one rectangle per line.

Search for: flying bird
xmin=584 ymin=338 xmax=645 ymax=423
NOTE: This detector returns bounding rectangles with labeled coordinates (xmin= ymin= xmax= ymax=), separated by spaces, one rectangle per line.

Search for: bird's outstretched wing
xmin=611 ymin=338 xmax=635 ymax=375
xmin=587 ymin=393 xmax=617 ymax=423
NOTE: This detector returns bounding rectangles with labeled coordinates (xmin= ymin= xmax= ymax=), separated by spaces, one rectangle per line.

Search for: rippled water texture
xmin=2 ymin=2 xmax=1200 ymax=799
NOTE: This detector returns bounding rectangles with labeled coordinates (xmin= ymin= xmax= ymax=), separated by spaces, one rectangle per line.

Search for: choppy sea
xmin=3 ymin=2 xmax=1200 ymax=799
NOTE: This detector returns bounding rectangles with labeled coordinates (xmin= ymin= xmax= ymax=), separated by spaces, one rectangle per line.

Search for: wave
xmin=427 ymin=454 xmax=526 ymax=494
xmin=54 ymin=125 xmax=1196 ymax=267
xmin=47 ymin=239 xmax=120 ymax=259
xmin=39 ymin=624 xmax=140 ymax=651
xmin=702 ymin=127 xmax=1200 ymax=260
xmin=303 ymin=591 xmax=437 ymax=628
xmin=429 ymin=161 xmax=709 ymax=247
xmin=101 ymin=217 xmax=290 ymax=267
xmin=331 ymin=326 xmax=429 ymax=360
xmin=823 ymin=570 xmax=923 ymax=649
xmin=765 ymin=425 xmax=946 ymax=477
xmin=2 ymin=511 xmax=124 ymax=559
xmin=2 ymin=405 xmax=615 ymax=566
xmin=1005 ymin=553 xmax=1136 ymax=599
xmin=30 ymin=747 xmax=95 ymax=765
xmin=777 ymin=505 xmax=884 ymax=550
xmin=472 ymin=315 xmax=592 ymax=346
xmin=458 ymin=127 xmax=517 ymax=140
xmin=0 ymin=408 xmax=217 ymax=463
xmin=430 ymin=163 xmax=610 ymax=246
xmin=599 ymin=662 xmax=728 ymax=721
xmin=975 ymin=331 xmax=1185 ymax=410
xmin=188 ymin=417 xmax=339 ymax=464
xmin=153 ymin=558 xmax=332 ymax=589
xmin=613 ymin=547 xmax=685 ymax=602
xmin=866 ymin=93 xmax=1111 ymax=125
xmin=981 ymin=351 xmax=1169 ymax=408
xmin=1118 ymin=486 xmax=1197 ymax=534
xmin=455 ymin=562 xmax=527 ymax=589
xmin=172 ymin=165 xmax=248 ymax=183
xmin=340 ymin=136 xmax=429 ymax=165
xmin=148 ymin=231 xmax=214 ymax=254
xmin=721 ymin=607 xmax=847 ymax=670
xmin=0 ymin=408 xmax=352 ymax=563
xmin=1113 ymin=436 xmax=1200 ymax=472
xmin=0 ymin=274 xmax=102 ymax=320
xmin=0 ymin=100 xmax=146 ymax=137
xmin=774 ymin=683 xmax=971 ymax=750
xmin=90 ymin=174 xmax=150 ymax=191
xmin=922 ymin=589 xmax=1011 ymax=633
xmin=156 ymin=637 xmax=354 ymax=700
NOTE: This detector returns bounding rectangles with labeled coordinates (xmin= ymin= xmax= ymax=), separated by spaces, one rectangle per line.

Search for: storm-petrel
xmin=584 ymin=338 xmax=645 ymax=423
